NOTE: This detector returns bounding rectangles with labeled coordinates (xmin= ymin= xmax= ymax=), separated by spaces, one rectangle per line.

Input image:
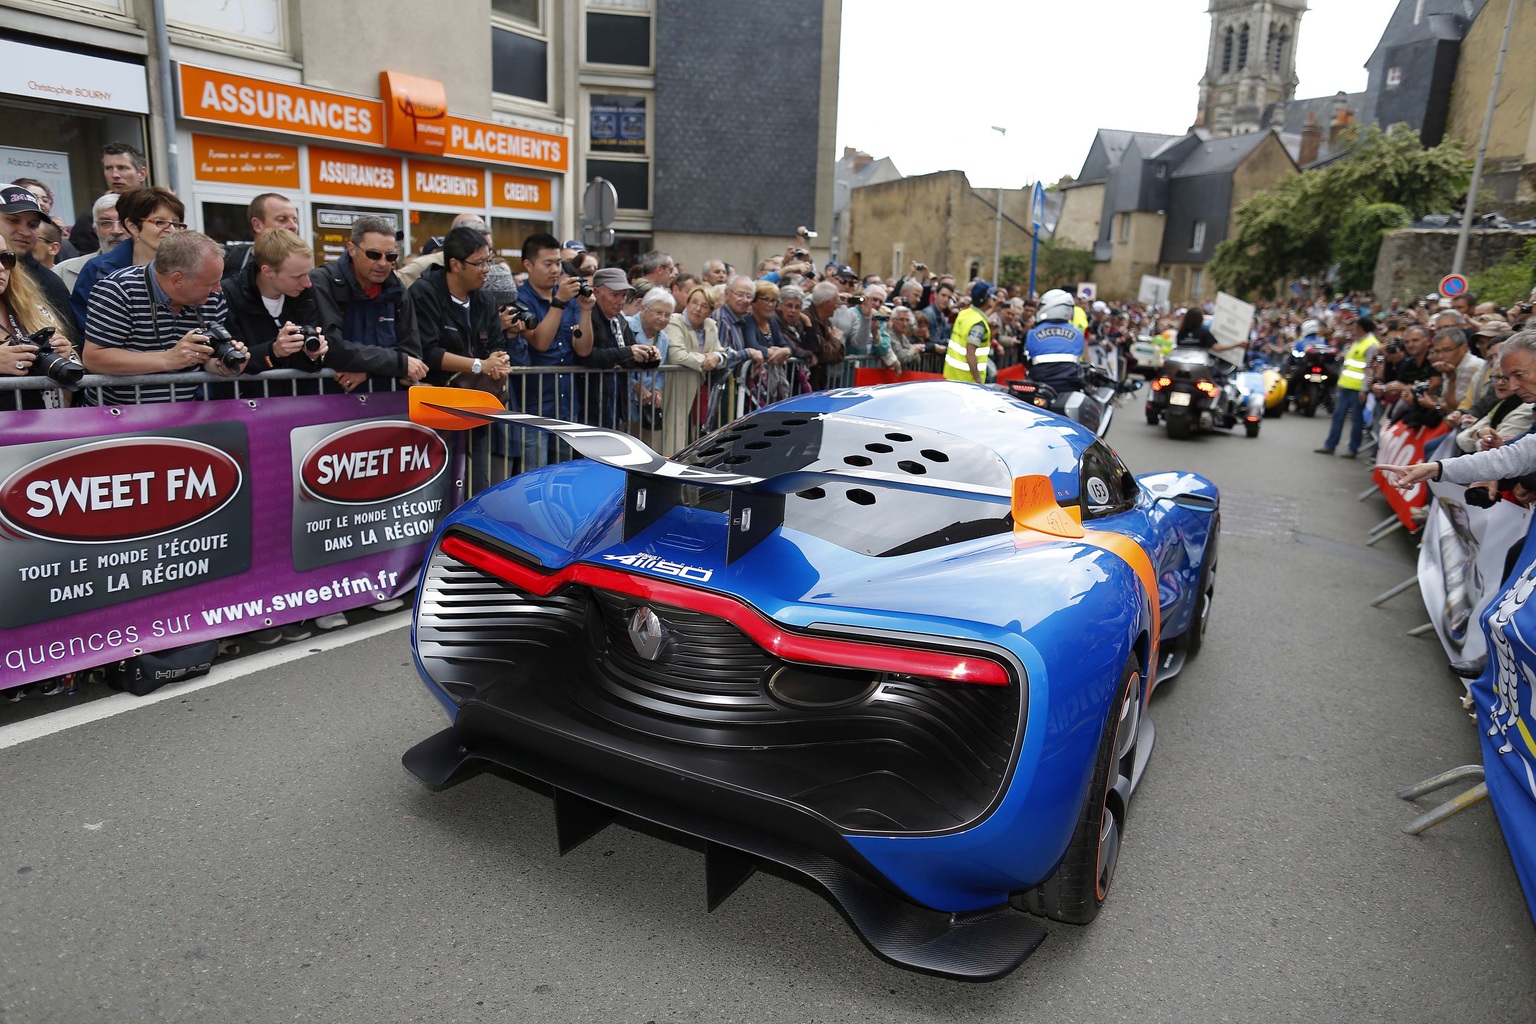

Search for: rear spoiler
xmin=411 ymin=387 xmax=1083 ymax=563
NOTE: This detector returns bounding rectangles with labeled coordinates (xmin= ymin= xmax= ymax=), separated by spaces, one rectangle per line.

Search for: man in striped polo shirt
xmin=82 ymin=231 xmax=248 ymax=404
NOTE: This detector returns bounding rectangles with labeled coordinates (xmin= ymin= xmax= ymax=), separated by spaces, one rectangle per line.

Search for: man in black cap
xmin=0 ymin=184 xmax=78 ymax=341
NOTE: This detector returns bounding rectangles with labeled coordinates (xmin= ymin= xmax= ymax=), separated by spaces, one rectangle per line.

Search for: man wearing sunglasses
xmin=0 ymin=184 xmax=78 ymax=343
xmin=310 ymin=214 xmax=428 ymax=392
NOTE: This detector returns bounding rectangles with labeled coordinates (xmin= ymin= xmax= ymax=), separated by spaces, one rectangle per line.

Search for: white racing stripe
xmin=0 ymin=612 xmax=410 ymax=752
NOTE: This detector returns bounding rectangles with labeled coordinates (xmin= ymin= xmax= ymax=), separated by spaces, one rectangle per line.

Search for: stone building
xmin=1445 ymin=0 xmax=1536 ymax=203
xmin=844 ymin=171 xmax=1034 ymax=285
xmin=1061 ymin=127 xmax=1297 ymax=306
xmin=1363 ymin=0 xmax=1488 ymax=147
xmin=1196 ymin=0 xmax=1306 ymax=137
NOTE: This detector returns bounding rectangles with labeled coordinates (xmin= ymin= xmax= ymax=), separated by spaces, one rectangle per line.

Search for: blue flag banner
xmin=1472 ymin=520 xmax=1536 ymax=924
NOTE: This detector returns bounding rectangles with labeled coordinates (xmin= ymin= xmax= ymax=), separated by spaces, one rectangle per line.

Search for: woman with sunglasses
xmin=0 ymin=247 xmax=74 ymax=410
xmin=69 ymin=186 xmax=185 ymax=328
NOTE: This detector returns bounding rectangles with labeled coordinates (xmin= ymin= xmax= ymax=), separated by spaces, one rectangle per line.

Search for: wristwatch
xmin=471 ymin=358 xmax=483 ymax=374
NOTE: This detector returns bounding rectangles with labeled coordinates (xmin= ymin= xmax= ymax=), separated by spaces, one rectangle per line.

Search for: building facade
xmin=844 ymin=171 xmax=1035 ymax=285
xmin=1196 ymin=0 xmax=1306 ymax=137
xmin=0 ymin=0 xmax=837 ymax=269
xmin=1444 ymin=0 xmax=1536 ymax=203
xmin=1362 ymin=0 xmax=1488 ymax=148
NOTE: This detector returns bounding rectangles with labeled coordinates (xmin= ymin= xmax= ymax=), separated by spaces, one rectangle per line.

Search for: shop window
xmin=586 ymin=13 xmax=651 ymax=68
xmin=587 ymin=159 xmax=650 ymax=211
xmin=491 ymin=217 xmax=549 ymax=262
xmin=493 ymin=28 xmax=549 ymax=104
xmin=492 ymin=0 xmax=540 ymax=28
xmin=165 ymin=0 xmax=285 ymax=51
xmin=201 ymin=202 xmax=252 ymax=246
xmin=310 ymin=206 xmax=401 ymax=267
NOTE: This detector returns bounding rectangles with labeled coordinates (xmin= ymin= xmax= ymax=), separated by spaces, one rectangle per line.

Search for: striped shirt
xmin=86 ymin=261 xmax=228 ymax=405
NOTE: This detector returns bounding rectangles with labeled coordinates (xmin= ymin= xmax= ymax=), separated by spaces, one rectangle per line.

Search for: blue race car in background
xmin=401 ymin=381 xmax=1220 ymax=981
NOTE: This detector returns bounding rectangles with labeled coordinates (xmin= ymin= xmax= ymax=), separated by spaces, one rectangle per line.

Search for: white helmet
xmin=1301 ymin=319 xmax=1323 ymax=338
xmin=1039 ymin=289 xmax=1075 ymax=322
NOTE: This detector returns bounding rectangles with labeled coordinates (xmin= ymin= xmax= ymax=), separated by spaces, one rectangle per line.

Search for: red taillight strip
xmin=439 ymin=534 xmax=1010 ymax=686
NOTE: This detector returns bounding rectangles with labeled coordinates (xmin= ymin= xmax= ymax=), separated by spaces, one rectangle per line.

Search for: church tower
xmin=1196 ymin=0 xmax=1306 ymax=135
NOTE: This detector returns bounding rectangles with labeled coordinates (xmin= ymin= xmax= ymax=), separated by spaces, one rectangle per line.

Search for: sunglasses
xmin=361 ymin=249 xmax=400 ymax=263
xmin=0 ymin=251 xmax=13 ymax=270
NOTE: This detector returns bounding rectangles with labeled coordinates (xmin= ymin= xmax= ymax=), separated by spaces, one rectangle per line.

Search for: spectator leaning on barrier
xmin=628 ymin=287 xmax=673 ymax=430
xmin=661 ymin=286 xmax=724 ymax=453
xmin=221 ymin=227 xmax=328 ymax=379
xmin=221 ymin=192 xmax=300 ymax=278
xmin=1382 ymin=331 xmax=1536 ymax=490
xmin=714 ymin=274 xmax=766 ymax=372
xmin=54 ymin=194 xmax=127 ymax=294
xmin=70 ymin=186 xmax=184 ymax=330
xmin=580 ymin=267 xmax=660 ymax=429
xmin=310 ymin=215 xmax=428 ymax=394
xmin=1452 ymin=348 xmax=1532 ymax=454
xmin=887 ymin=305 xmax=922 ymax=369
xmin=69 ymin=143 xmax=149 ymax=256
xmin=0 ymin=245 xmax=75 ymax=411
xmin=1429 ymin=326 xmax=1485 ymax=411
xmin=0 ymin=184 xmax=77 ymax=343
xmin=774 ymin=285 xmax=818 ymax=370
xmin=805 ymin=280 xmax=845 ymax=389
xmin=82 ymin=231 xmax=249 ymax=405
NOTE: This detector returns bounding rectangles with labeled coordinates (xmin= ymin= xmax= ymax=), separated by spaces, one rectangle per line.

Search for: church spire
xmin=1196 ymin=0 xmax=1307 ymax=136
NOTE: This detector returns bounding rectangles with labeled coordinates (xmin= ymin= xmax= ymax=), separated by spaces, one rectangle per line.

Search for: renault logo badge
xmin=627 ymin=605 xmax=667 ymax=661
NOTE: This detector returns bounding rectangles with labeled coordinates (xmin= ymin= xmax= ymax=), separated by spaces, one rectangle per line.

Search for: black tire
xmin=1300 ymin=385 xmax=1318 ymax=417
xmin=1020 ymin=659 xmax=1142 ymax=925
xmin=1145 ymin=408 xmax=1160 ymax=426
xmin=1245 ymin=420 xmax=1260 ymax=438
xmin=1182 ymin=515 xmax=1219 ymax=656
xmin=1166 ymin=416 xmax=1192 ymax=440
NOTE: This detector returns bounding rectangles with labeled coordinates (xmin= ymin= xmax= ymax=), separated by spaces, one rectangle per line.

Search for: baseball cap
xmin=562 ymin=239 xmax=587 ymax=253
xmin=1092 ymin=300 xmax=1109 ymax=314
xmin=591 ymin=267 xmax=635 ymax=292
xmin=835 ymin=264 xmax=857 ymax=280
xmin=420 ymin=235 xmax=445 ymax=256
xmin=1475 ymin=319 xmax=1512 ymax=337
xmin=0 ymin=184 xmax=43 ymax=216
xmin=970 ymin=280 xmax=997 ymax=304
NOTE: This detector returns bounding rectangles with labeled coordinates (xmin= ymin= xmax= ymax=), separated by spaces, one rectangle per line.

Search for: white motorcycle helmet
xmin=1300 ymin=319 xmax=1323 ymax=338
xmin=1038 ymin=289 xmax=1075 ymax=322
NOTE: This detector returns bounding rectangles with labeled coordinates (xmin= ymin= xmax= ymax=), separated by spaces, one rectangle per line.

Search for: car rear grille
xmin=417 ymin=540 xmax=1023 ymax=833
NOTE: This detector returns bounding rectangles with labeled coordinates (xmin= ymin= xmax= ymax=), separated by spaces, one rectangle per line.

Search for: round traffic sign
xmin=1440 ymin=273 xmax=1468 ymax=298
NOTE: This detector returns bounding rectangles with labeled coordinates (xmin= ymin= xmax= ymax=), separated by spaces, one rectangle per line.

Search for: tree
xmin=1000 ymin=240 xmax=1095 ymax=294
xmin=1333 ymin=202 xmax=1411 ymax=293
xmin=1470 ymin=238 xmax=1536 ymax=308
xmin=1210 ymin=123 xmax=1471 ymax=299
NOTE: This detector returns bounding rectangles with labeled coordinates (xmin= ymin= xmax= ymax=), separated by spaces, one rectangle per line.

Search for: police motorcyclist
xmin=1023 ymin=288 xmax=1088 ymax=394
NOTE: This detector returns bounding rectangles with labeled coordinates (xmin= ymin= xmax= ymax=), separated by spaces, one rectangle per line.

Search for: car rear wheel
xmin=1245 ymin=420 xmax=1261 ymax=438
xmin=1019 ymin=659 xmax=1141 ymax=925
xmin=1145 ymin=407 xmax=1160 ymax=426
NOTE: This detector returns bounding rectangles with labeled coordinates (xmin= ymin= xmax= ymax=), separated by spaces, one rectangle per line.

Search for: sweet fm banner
xmin=1418 ymin=473 xmax=1532 ymax=672
xmin=0 ymin=393 xmax=460 ymax=690
xmin=1373 ymin=420 xmax=1451 ymax=529
xmin=1470 ymin=517 xmax=1536 ymax=925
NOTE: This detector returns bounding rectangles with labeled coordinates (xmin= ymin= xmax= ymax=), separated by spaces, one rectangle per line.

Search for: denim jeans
xmin=1325 ymin=386 xmax=1365 ymax=453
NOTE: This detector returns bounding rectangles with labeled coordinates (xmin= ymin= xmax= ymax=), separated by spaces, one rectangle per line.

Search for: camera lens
xmin=31 ymin=351 xmax=86 ymax=391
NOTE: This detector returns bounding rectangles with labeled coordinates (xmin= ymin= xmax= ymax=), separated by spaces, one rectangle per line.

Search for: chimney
xmin=1328 ymin=106 xmax=1354 ymax=147
xmin=1299 ymin=113 xmax=1322 ymax=166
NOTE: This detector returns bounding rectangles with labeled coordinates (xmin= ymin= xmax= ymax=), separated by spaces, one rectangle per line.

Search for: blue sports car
xmin=402 ymin=381 xmax=1220 ymax=981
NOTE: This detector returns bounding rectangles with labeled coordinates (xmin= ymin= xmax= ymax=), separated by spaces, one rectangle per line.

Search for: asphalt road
xmin=4 ymin=399 xmax=1535 ymax=1024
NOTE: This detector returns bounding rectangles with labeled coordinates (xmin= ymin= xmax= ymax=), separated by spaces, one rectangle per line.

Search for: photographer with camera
xmin=0 ymin=246 xmax=79 ymax=410
xmin=513 ymin=233 xmax=594 ymax=469
xmin=82 ymin=231 xmax=248 ymax=405
xmin=221 ymin=229 xmax=329 ymax=392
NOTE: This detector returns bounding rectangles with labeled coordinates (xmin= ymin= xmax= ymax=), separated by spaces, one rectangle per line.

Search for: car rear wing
xmin=410 ymin=387 xmax=1083 ymax=563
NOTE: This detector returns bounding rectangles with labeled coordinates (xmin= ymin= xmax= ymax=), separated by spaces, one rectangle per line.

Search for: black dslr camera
xmin=499 ymin=299 xmax=539 ymax=330
xmin=200 ymin=322 xmax=249 ymax=370
xmin=16 ymin=327 xmax=85 ymax=391
xmin=1410 ymin=379 xmax=1435 ymax=399
xmin=560 ymin=261 xmax=594 ymax=299
xmin=298 ymin=324 xmax=324 ymax=356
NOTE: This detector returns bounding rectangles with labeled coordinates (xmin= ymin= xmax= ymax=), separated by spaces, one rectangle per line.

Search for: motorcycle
xmin=1283 ymin=339 xmax=1337 ymax=417
xmin=1002 ymin=364 xmax=1141 ymax=438
xmin=1144 ymin=346 xmax=1266 ymax=440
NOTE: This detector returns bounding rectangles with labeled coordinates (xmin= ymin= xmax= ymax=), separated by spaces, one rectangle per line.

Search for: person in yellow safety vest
xmin=1315 ymin=315 xmax=1378 ymax=458
xmin=944 ymin=281 xmax=1001 ymax=382
xmin=1071 ymin=293 xmax=1090 ymax=332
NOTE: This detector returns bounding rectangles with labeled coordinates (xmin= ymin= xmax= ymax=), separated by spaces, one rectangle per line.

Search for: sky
xmin=836 ymin=0 xmax=1403 ymax=190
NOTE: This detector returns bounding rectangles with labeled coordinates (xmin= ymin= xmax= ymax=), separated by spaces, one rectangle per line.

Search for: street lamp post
xmin=991 ymin=126 xmax=1006 ymax=283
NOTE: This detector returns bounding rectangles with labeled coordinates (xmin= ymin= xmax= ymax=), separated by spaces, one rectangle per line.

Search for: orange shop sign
xmin=491 ymin=172 xmax=551 ymax=213
xmin=191 ymin=133 xmax=300 ymax=189
xmin=308 ymin=146 xmax=402 ymax=201
xmin=444 ymin=116 xmax=566 ymax=172
xmin=409 ymin=159 xmax=483 ymax=204
xmin=178 ymin=64 xmax=384 ymax=147
xmin=380 ymin=72 xmax=448 ymax=156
